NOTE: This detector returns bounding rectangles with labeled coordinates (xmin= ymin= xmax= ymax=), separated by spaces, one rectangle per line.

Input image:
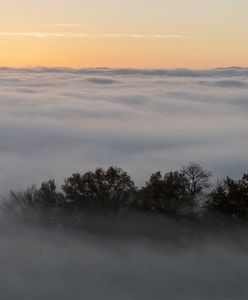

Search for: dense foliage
xmin=2 ymin=163 xmax=248 ymax=226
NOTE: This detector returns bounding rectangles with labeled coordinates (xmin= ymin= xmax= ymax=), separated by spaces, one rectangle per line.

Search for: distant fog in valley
xmin=0 ymin=67 xmax=248 ymax=193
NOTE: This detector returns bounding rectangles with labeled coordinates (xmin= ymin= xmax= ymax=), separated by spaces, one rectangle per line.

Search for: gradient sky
xmin=0 ymin=0 xmax=248 ymax=68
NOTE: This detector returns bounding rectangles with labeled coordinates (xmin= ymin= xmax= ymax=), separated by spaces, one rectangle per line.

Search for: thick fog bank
xmin=0 ymin=213 xmax=248 ymax=300
xmin=0 ymin=67 xmax=248 ymax=193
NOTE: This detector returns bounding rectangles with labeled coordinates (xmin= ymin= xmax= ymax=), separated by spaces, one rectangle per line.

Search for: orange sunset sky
xmin=0 ymin=0 xmax=247 ymax=68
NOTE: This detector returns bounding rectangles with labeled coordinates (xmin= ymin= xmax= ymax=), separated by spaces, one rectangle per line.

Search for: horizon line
xmin=0 ymin=65 xmax=247 ymax=71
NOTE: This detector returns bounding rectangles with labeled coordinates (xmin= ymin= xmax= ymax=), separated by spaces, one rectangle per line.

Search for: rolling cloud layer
xmin=0 ymin=67 xmax=248 ymax=193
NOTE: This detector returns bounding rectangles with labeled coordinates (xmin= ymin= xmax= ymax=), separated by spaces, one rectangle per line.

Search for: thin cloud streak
xmin=0 ymin=32 xmax=186 ymax=39
xmin=0 ymin=32 xmax=90 ymax=38
xmin=35 ymin=23 xmax=86 ymax=28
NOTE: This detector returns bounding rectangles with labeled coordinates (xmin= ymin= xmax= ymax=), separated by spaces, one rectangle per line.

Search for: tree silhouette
xmin=163 ymin=171 xmax=193 ymax=214
xmin=62 ymin=166 xmax=136 ymax=213
xmin=206 ymin=174 xmax=248 ymax=220
xmin=140 ymin=171 xmax=193 ymax=215
xmin=2 ymin=180 xmax=64 ymax=225
xmin=139 ymin=172 xmax=164 ymax=211
xmin=181 ymin=162 xmax=211 ymax=200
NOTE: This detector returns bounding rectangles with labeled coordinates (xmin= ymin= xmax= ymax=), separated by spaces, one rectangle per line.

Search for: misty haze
xmin=1 ymin=216 xmax=248 ymax=300
xmin=0 ymin=67 xmax=248 ymax=299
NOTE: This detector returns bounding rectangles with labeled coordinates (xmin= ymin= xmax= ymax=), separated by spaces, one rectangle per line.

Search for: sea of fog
xmin=0 ymin=67 xmax=248 ymax=193
xmin=1 ymin=67 xmax=248 ymax=299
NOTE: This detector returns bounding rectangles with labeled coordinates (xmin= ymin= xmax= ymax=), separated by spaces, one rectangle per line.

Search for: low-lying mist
xmin=1 ymin=212 xmax=248 ymax=300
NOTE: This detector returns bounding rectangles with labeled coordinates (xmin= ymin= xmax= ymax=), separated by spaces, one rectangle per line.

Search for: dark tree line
xmin=2 ymin=162 xmax=248 ymax=226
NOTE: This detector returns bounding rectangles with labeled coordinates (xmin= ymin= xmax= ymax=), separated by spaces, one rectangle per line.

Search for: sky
xmin=0 ymin=0 xmax=248 ymax=68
